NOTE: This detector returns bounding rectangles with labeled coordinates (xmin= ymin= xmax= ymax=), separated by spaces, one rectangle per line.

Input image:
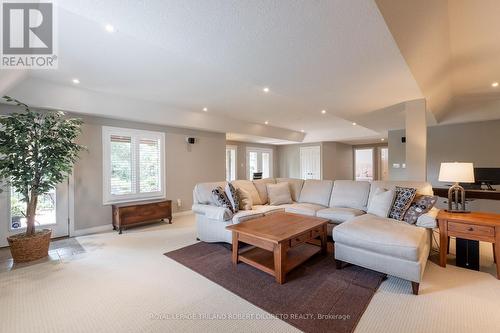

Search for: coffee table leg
xmin=320 ymin=224 xmax=327 ymax=254
xmin=232 ymin=231 xmax=239 ymax=265
xmin=274 ymin=242 xmax=287 ymax=284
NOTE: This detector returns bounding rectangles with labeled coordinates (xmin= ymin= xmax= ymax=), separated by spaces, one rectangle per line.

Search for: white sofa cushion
xmin=367 ymin=188 xmax=395 ymax=218
xmin=298 ymin=180 xmax=333 ymax=207
xmin=232 ymin=180 xmax=263 ymax=205
xmin=333 ymin=214 xmax=428 ymax=261
xmin=329 ymin=180 xmax=370 ymax=211
xmin=316 ymin=207 xmax=365 ymax=224
xmin=232 ymin=210 xmax=264 ymax=224
xmin=252 ymin=205 xmax=285 ymax=215
xmin=193 ymin=181 xmax=228 ymax=205
xmin=276 ymin=178 xmax=304 ymax=202
xmin=266 ymin=182 xmax=293 ymax=205
xmin=369 ymin=180 xmax=433 ymax=205
xmin=285 ymin=203 xmax=326 ymax=216
xmin=253 ymin=178 xmax=275 ymax=204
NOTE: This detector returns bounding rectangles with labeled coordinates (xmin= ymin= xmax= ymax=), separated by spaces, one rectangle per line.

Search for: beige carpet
xmin=1 ymin=214 xmax=500 ymax=333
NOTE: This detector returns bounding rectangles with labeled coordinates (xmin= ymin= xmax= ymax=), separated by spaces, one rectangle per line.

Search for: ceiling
xmin=2 ymin=0 xmax=499 ymax=144
xmin=376 ymin=0 xmax=500 ymax=125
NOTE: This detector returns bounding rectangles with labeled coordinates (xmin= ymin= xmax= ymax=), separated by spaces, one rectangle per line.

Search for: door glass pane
xmin=226 ymin=147 xmax=236 ymax=181
xmin=10 ymin=187 xmax=56 ymax=230
xmin=262 ymin=153 xmax=270 ymax=178
xmin=110 ymin=135 xmax=133 ymax=195
xmin=355 ymin=148 xmax=374 ymax=181
xmin=139 ymin=138 xmax=160 ymax=193
xmin=380 ymin=147 xmax=389 ymax=181
xmin=249 ymin=152 xmax=258 ymax=179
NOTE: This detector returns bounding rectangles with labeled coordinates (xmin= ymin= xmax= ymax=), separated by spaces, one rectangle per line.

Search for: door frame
xmin=245 ymin=147 xmax=274 ymax=180
xmin=225 ymin=145 xmax=238 ymax=181
xmin=0 ymin=173 xmax=75 ymax=247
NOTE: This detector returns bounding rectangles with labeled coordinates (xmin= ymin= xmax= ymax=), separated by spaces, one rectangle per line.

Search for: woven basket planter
xmin=7 ymin=229 xmax=52 ymax=263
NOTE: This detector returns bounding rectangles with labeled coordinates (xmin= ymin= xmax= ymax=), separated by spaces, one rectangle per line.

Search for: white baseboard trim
xmin=173 ymin=210 xmax=193 ymax=217
xmin=72 ymin=225 xmax=114 ymax=237
xmin=72 ymin=210 xmax=192 ymax=237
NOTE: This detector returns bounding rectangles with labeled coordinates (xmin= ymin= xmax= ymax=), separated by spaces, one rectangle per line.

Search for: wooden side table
xmin=437 ymin=211 xmax=500 ymax=279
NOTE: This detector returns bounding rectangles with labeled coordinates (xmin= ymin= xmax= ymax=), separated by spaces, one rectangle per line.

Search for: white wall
xmin=0 ymin=104 xmax=225 ymax=232
xmin=277 ymin=142 xmax=353 ymax=180
xmin=389 ymin=119 xmax=500 ymax=185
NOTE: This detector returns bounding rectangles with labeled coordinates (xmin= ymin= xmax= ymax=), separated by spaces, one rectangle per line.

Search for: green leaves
xmin=0 ymin=96 xmax=85 ymax=234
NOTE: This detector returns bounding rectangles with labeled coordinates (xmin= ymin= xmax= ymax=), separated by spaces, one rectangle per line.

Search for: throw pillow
xmin=211 ymin=186 xmax=233 ymax=212
xmin=225 ymin=183 xmax=240 ymax=213
xmin=237 ymin=188 xmax=253 ymax=210
xmin=367 ymin=188 xmax=395 ymax=218
xmin=388 ymin=186 xmax=417 ymax=220
xmin=267 ymin=182 xmax=293 ymax=206
xmin=403 ymin=195 xmax=437 ymax=224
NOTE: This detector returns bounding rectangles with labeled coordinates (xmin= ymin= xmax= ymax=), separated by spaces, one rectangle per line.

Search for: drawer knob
xmin=468 ymin=227 xmax=474 ymax=231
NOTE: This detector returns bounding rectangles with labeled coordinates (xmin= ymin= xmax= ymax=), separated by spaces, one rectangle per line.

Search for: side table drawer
xmin=448 ymin=221 xmax=494 ymax=240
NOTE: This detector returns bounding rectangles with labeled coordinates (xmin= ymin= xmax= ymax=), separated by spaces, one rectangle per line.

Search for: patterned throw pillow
xmin=403 ymin=195 xmax=437 ymax=224
xmin=388 ymin=187 xmax=417 ymax=220
xmin=225 ymin=183 xmax=240 ymax=213
xmin=211 ymin=186 xmax=234 ymax=212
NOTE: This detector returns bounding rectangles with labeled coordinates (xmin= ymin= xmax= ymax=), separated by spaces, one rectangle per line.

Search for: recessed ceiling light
xmin=381 ymin=138 xmax=385 ymax=142
xmin=104 ymin=24 xmax=115 ymax=33
xmin=264 ymin=121 xmax=269 ymax=125
xmin=202 ymin=107 xmax=208 ymax=112
xmin=321 ymin=110 xmax=326 ymax=114
xmin=72 ymin=78 xmax=80 ymax=84
xmin=301 ymin=129 xmax=305 ymax=133
xmin=263 ymin=87 xmax=270 ymax=93
xmin=352 ymin=122 xmax=357 ymax=126
xmin=492 ymin=82 xmax=499 ymax=87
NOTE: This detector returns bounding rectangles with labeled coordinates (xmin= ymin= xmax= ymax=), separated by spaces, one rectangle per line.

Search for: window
xmin=102 ymin=126 xmax=165 ymax=204
xmin=354 ymin=148 xmax=374 ymax=181
xmin=226 ymin=145 xmax=237 ymax=181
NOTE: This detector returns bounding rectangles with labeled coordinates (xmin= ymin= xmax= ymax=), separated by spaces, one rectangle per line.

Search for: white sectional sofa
xmin=192 ymin=178 xmax=439 ymax=294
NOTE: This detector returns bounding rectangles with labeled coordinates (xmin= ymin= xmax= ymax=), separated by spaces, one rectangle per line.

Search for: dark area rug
xmin=164 ymin=242 xmax=384 ymax=333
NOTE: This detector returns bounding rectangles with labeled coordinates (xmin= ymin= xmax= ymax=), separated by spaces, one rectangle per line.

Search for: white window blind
xmin=103 ymin=127 xmax=165 ymax=204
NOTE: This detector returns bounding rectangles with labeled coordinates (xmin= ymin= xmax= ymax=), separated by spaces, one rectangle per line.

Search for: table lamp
xmin=439 ymin=162 xmax=475 ymax=213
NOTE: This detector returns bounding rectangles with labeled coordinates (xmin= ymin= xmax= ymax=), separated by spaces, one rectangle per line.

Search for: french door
xmin=0 ymin=180 xmax=69 ymax=247
xmin=300 ymin=146 xmax=321 ymax=180
xmin=246 ymin=147 xmax=273 ymax=180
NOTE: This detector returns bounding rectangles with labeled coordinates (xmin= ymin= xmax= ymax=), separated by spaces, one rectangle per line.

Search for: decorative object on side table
xmin=438 ymin=162 xmax=475 ymax=213
xmin=0 ymin=96 xmax=84 ymax=262
xmin=112 ymin=200 xmax=172 ymax=234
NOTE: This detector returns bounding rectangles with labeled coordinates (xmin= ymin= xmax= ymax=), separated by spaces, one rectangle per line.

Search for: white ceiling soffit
xmin=5 ymin=77 xmax=304 ymax=141
xmin=226 ymin=133 xmax=297 ymax=145
xmin=2 ymin=0 xmax=424 ymax=143
xmin=376 ymin=0 xmax=500 ymax=124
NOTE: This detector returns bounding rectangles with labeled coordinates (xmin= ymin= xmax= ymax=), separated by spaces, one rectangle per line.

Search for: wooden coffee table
xmin=226 ymin=212 xmax=328 ymax=284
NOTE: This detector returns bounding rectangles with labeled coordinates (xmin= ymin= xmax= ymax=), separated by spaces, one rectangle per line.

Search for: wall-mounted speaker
xmin=186 ymin=137 xmax=196 ymax=144
xmin=401 ymin=136 xmax=406 ymax=143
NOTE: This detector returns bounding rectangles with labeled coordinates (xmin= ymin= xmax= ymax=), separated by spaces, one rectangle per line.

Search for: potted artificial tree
xmin=0 ymin=96 xmax=84 ymax=262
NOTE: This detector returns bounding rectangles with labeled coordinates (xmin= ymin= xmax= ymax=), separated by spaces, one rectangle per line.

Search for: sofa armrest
xmin=415 ymin=207 xmax=439 ymax=229
xmin=192 ymin=204 xmax=233 ymax=221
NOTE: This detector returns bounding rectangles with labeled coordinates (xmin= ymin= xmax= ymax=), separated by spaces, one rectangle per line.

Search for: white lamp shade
xmin=438 ymin=162 xmax=475 ymax=183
